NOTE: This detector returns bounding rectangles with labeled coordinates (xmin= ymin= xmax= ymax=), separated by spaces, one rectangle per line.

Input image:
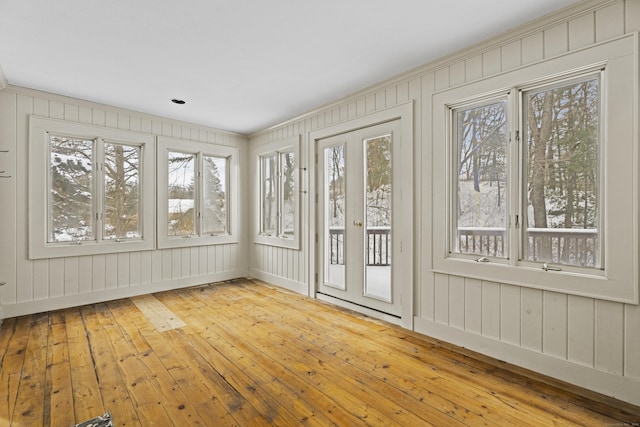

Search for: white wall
xmin=0 ymin=87 xmax=250 ymax=318
xmin=249 ymin=0 xmax=640 ymax=406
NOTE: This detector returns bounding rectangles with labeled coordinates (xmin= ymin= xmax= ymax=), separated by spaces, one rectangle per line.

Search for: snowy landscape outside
xmin=454 ymin=76 xmax=600 ymax=267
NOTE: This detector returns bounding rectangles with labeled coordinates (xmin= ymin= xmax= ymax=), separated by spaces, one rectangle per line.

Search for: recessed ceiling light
xmin=171 ymin=99 xmax=186 ymax=105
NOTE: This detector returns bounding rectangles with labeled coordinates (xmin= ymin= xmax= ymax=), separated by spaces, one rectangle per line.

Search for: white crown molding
xmin=0 ymin=65 xmax=7 ymax=90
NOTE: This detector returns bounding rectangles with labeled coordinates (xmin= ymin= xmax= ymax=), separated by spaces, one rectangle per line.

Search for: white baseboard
xmin=248 ymin=269 xmax=308 ymax=295
xmin=1 ymin=270 xmax=244 ymax=318
xmin=414 ymin=316 xmax=640 ymax=407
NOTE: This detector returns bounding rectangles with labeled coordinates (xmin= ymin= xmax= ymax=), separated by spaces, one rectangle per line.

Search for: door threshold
xmin=316 ymin=292 xmax=402 ymax=326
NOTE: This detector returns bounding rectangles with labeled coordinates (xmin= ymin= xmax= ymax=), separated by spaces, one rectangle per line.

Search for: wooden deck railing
xmin=329 ymin=227 xmax=391 ymax=266
xmin=457 ymin=227 xmax=598 ymax=267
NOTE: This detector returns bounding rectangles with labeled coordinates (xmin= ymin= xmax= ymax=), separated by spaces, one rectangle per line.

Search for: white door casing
xmin=308 ymin=102 xmax=414 ymax=328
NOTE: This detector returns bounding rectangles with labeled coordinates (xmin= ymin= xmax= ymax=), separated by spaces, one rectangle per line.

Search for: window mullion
xmin=95 ymin=138 xmax=104 ymax=243
xmin=277 ymin=151 xmax=283 ymax=237
xmin=510 ymin=89 xmax=521 ymax=266
xmin=196 ymin=152 xmax=203 ymax=237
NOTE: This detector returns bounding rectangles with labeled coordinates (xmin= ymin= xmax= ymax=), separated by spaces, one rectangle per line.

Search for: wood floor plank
xmin=168 ymin=327 xmax=275 ymax=426
xmin=176 ymin=285 xmax=462 ymax=426
xmin=130 ymin=294 xmax=186 ymax=332
xmin=1 ymin=278 xmax=639 ymax=427
xmin=95 ymin=302 xmax=173 ymax=426
xmin=11 ymin=313 xmax=48 ymax=426
xmin=233 ymin=284 xmax=542 ymax=423
xmin=81 ymin=304 xmax=141 ymax=427
xmin=216 ymin=285 xmax=512 ymax=426
xmin=45 ymin=311 xmax=75 ymax=427
xmin=112 ymin=297 xmax=239 ymax=426
xmin=64 ymin=307 xmax=105 ymax=424
xmin=164 ymin=288 xmax=361 ymax=427
xmin=160 ymin=289 xmax=356 ymax=426
xmin=106 ymin=299 xmax=208 ymax=426
xmin=157 ymin=329 xmax=242 ymax=426
xmin=0 ymin=317 xmax=22 ymax=425
xmin=240 ymin=280 xmax=620 ymax=426
xmin=238 ymin=281 xmax=640 ymax=426
xmin=211 ymin=286 xmax=493 ymax=426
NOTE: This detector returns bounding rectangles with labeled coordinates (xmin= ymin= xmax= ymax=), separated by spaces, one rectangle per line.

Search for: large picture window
xmin=451 ymin=75 xmax=602 ymax=270
xmin=255 ymin=135 xmax=300 ymax=249
xmin=157 ymin=137 xmax=238 ymax=248
xmin=432 ymin=35 xmax=638 ymax=303
xmin=49 ymin=137 xmax=143 ymax=243
xmin=29 ymin=117 xmax=155 ymax=258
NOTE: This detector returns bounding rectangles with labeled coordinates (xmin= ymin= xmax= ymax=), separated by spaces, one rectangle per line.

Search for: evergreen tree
xmin=49 ymin=136 xmax=93 ymax=241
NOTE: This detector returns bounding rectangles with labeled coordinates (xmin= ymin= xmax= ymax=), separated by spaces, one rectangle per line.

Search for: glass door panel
xmin=324 ymin=144 xmax=346 ymax=289
xmin=364 ymin=134 xmax=392 ymax=301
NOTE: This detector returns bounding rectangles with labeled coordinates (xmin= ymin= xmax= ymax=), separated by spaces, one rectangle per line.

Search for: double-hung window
xmin=255 ymin=135 xmax=300 ymax=249
xmin=157 ymin=136 xmax=238 ymax=248
xmin=432 ymin=34 xmax=638 ymax=303
xmin=29 ymin=117 xmax=156 ymax=258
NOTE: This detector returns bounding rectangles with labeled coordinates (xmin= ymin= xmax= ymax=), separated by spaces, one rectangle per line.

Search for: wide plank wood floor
xmin=1 ymin=279 xmax=639 ymax=426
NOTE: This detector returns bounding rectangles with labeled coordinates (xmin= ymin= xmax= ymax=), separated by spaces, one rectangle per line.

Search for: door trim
xmin=307 ymin=101 xmax=414 ymax=329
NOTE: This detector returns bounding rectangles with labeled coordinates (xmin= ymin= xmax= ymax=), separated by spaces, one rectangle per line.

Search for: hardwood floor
xmin=1 ymin=279 xmax=639 ymax=426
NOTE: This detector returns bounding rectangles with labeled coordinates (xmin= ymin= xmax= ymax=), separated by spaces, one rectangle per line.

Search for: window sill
xmin=157 ymin=234 xmax=237 ymax=249
xmin=30 ymin=238 xmax=155 ymax=260
xmin=432 ymin=256 xmax=636 ymax=304
xmin=254 ymin=234 xmax=300 ymax=250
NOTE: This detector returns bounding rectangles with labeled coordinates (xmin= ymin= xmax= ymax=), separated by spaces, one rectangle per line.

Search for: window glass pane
xmin=325 ymin=145 xmax=345 ymax=288
xmin=365 ymin=134 xmax=392 ymax=300
xmin=453 ymin=99 xmax=508 ymax=257
xmin=280 ymin=151 xmax=295 ymax=237
xmin=104 ymin=143 xmax=141 ymax=240
xmin=523 ymin=77 xmax=600 ymax=268
xmin=262 ymin=154 xmax=277 ymax=234
xmin=168 ymin=151 xmax=196 ymax=236
xmin=49 ymin=135 xmax=94 ymax=242
xmin=202 ymin=156 xmax=227 ymax=235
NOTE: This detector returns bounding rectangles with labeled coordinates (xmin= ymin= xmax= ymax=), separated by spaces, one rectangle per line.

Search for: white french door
xmin=317 ymin=120 xmax=402 ymax=317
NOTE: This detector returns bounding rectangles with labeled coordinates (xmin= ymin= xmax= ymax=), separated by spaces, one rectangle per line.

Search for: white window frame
xmin=254 ymin=135 xmax=300 ymax=249
xmin=157 ymin=136 xmax=238 ymax=249
xmin=28 ymin=116 xmax=156 ymax=259
xmin=432 ymin=34 xmax=639 ymax=304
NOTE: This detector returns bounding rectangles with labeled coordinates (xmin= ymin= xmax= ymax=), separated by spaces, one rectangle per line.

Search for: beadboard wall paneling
xmin=0 ymin=88 xmax=249 ymax=317
xmin=0 ymin=90 xmax=17 ymax=319
xmin=248 ymin=0 xmax=640 ymax=406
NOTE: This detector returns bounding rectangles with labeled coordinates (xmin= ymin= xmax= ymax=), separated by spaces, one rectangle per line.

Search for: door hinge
xmin=315 ymin=153 xmax=318 ymax=164
xmin=315 ymin=273 xmax=318 ymax=283
xmin=315 ymin=233 xmax=318 ymax=243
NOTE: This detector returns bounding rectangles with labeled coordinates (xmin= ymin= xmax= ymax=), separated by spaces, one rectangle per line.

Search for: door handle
xmin=353 ymin=220 xmax=363 ymax=227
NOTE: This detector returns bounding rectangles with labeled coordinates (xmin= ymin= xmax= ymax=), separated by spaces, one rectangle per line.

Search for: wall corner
xmin=0 ymin=65 xmax=7 ymax=91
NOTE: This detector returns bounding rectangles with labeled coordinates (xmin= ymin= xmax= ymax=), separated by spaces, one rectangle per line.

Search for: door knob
xmin=353 ymin=220 xmax=363 ymax=227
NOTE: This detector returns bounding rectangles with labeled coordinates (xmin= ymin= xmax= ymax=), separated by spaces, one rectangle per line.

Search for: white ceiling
xmin=0 ymin=0 xmax=582 ymax=135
